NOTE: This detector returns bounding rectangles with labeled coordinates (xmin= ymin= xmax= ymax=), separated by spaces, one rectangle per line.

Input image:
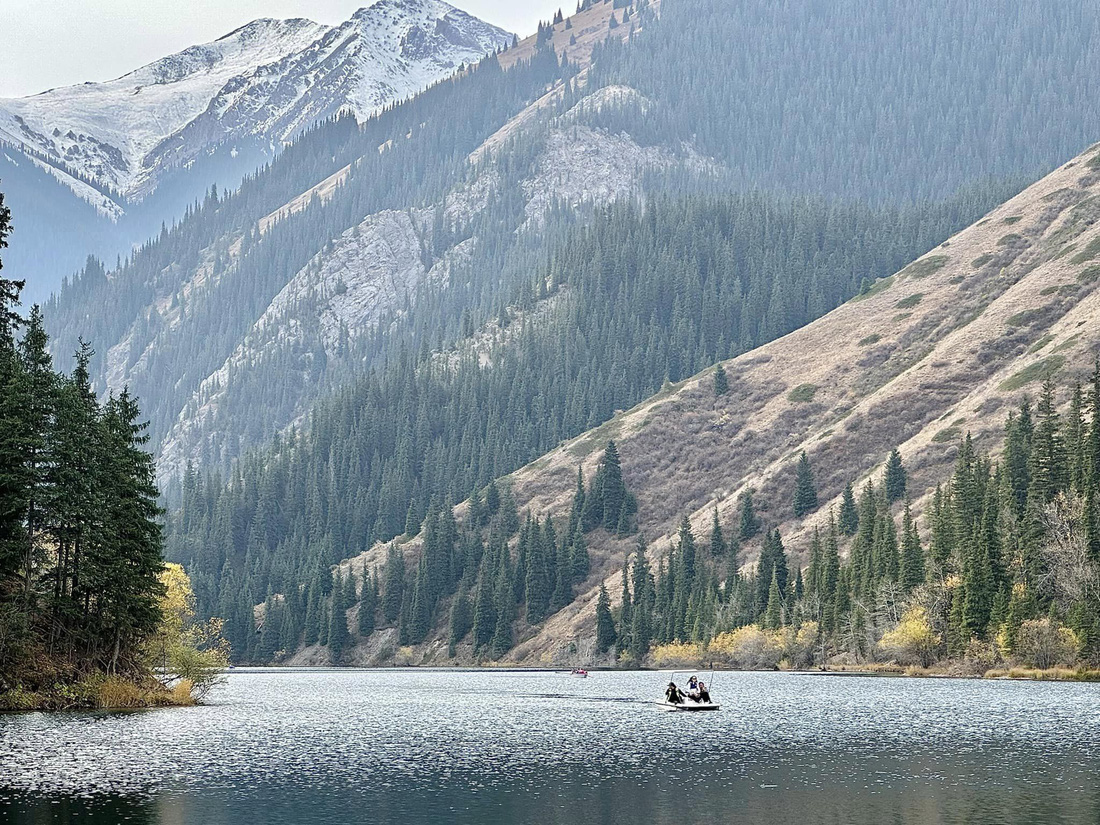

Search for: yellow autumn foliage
xmin=877 ymin=606 xmax=940 ymax=667
xmin=710 ymin=626 xmax=784 ymax=669
xmin=149 ymin=563 xmax=230 ymax=700
xmin=650 ymin=641 xmax=707 ymax=667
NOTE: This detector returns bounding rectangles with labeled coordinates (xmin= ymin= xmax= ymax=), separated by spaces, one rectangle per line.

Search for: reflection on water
xmin=2 ymin=670 xmax=1099 ymax=824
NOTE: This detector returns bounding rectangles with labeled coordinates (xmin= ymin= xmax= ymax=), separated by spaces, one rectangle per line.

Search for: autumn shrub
xmin=781 ymin=622 xmax=820 ymax=669
xmin=651 ymin=641 xmax=706 ymax=668
xmin=877 ymin=607 xmax=941 ymax=667
xmin=710 ymin=626 xmax=783 ymax=670
xmin=1014 ymin=618 xmax=1081 ymax=669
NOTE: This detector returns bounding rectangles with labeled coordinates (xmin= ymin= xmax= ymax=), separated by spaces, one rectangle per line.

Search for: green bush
xmin=895 ymin=293 xmax=924 ymax=309
xmin=900 ymin=255 xmax=949 ymax=279
xmin=999 ymin=355 xmax=1066 ymax=391
xmin=787 ymin=384 xmax=818 ymax=403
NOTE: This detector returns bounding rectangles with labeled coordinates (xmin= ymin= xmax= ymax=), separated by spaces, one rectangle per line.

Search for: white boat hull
xmin=656 ymin=701 xmax=720 ymax=712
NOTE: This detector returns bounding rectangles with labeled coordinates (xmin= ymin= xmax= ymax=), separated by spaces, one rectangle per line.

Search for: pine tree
xmin=358 ymin=573 xmax=377 ymax=637
xmin=708 ymin=509 xmax=726 ymax=558
xmin=884 ymin=448 xmax=907 ymax=503
xmin=448 ymin=587 xmax=472 ymax=655
xmin=838 ymin=481 xmax=859 ymax=536
xmin=329 ymin=572 xmax=350 ymax=662
xmin=595 ymin=584 xmax=616 ymax=653
xmin=899 ymin=502 xmax=925 ymax=592
xmin=793 ymin=452 xmax=818 ymax=517
xmin=763 ymin=571 xmax=783 ymax=629
xmin=570 ymin=527 xmax=590 ymax=583
xmin=713 ymin=363 xmax=729 ymax=396
xmin=738 ymin=490 xmax=761 ymax=540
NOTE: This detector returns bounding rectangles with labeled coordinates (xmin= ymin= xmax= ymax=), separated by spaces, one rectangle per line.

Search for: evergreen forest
xmin=0 ymin=196 xmax=167 ymax=693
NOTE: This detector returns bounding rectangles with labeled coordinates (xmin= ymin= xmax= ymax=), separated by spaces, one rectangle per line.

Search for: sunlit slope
xmin=343 ymin=142 xmax=1100 ymax=666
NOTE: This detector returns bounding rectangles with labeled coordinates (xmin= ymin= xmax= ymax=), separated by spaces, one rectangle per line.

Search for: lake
xmin=2 ymin=670 xmax=1099 ymax=824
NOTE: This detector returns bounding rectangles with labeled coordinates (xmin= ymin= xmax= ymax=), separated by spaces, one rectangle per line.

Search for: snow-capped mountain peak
xmin=0 ymin=0 xmax=512 ymax=202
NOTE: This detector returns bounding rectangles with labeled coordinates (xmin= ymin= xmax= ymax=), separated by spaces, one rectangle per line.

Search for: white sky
xmin=0 ymin=0 xmax=568 ymax=98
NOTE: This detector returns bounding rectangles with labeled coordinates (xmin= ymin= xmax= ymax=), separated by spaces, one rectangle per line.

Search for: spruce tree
xmin=599 ymin=441 xmax=626 ymax=531
xmin=899 ymin=502 xmax=925 ymax=592
xmin=738 ymin=490 xmax=761 ymax=540
xmin=713 ymin=363 xmax=729 ymax=397
xmin=358 ymin=574 xmax=377 ymax=637
xmin=708 ymin=509 xmax=726 ymax=558
xmin=763 ymin=571 xmax=783 ymax=630
xmin=618 ymin=560 xmax=633 ymax=654
xmin=382 ymin=545 xmax=405 ymax=624
xmin=793 ymin=451 xmax=818 ymax=517
xmin=472 ymin=562 xmax=496 ymax=651
xmin=838 ymin=481 xmax=859 ymax=536
xmin=525 ymin=519 xmax=551 ymax=623
xmin=448 ymin=587 xmax=472 ymax=655
xmin=329 ymin=572 xmax=350 ymax=662
xmin=490 ymin=559 xmax=513 ymax=658
xmin=884 ymin=448 xmax=907 ymax=503
xmin=570 ymin=527 xmax=590 ymax=583
xmin=595 ymin=584 xmax=616 ymax=653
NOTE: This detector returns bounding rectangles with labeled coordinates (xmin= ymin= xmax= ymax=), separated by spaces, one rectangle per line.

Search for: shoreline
xmin=220 ymin=663 xmax=1100 ymax=682
xmin=0 ymin=675 xmax=196 ymax=713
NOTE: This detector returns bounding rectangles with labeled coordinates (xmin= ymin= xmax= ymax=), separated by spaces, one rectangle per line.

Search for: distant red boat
xmin=570 ymin=669 xmax=589 ymax=678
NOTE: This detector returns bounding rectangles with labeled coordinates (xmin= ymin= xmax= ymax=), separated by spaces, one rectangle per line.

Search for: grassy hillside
xmin=340 ymin=141 xmax=1100 ymax=667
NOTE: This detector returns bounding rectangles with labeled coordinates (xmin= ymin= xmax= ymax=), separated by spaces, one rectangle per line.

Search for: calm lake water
xmin=2 ymin=670 xmax=1099 ymax=824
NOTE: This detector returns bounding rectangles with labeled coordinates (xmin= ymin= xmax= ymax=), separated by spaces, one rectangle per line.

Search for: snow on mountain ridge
xmin=0 ymin=1 xmax=512 ymax=201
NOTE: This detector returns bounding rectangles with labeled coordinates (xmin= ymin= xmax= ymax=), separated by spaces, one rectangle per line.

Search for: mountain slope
xmin=485 ymin=142 xmax=1100 ymax=664
xmin=300 ymin=139 xmax=1100 ymax=668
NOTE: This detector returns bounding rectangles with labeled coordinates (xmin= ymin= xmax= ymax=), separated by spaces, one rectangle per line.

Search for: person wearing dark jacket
xmin=665 ymin=682 xmax=684 ymax=704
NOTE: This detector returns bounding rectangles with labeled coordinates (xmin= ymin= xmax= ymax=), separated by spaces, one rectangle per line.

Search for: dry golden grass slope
xmin=338 ymin=143 xmax=1100 ymax=668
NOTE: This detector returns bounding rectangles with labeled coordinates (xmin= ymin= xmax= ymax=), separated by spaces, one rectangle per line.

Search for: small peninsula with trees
xmin=0 ymin=193 xmax=226 ymax=710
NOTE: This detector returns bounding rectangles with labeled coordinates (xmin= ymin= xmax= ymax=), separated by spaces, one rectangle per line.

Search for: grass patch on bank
xmin=971 ymin=253 xmax=994 ymax=269
xmin=0 ymin=675 xmax=196 ymax=712
xmin=858 ymin=334 xmax=882 ymax=346
xmin=1029 ymin=334 xmax=1055 ymax=353
xmin=984 ymin=667 xmax=1100 ymax=681
xmin=1005 ymin=309 xmax=1043 ymax=327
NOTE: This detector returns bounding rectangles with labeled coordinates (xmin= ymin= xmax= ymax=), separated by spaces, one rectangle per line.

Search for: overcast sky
xmin=0 ymin=0 xmax=566 ymax=98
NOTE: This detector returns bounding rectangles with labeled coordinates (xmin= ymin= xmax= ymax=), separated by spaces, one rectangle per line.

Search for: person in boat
xmin=696 ymin=680 xmax=711 ymax=704
xmin=686 ymin=675 xmax=700 ymax=700
xmin=665 ymin=682 xmax=684 ymax=704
